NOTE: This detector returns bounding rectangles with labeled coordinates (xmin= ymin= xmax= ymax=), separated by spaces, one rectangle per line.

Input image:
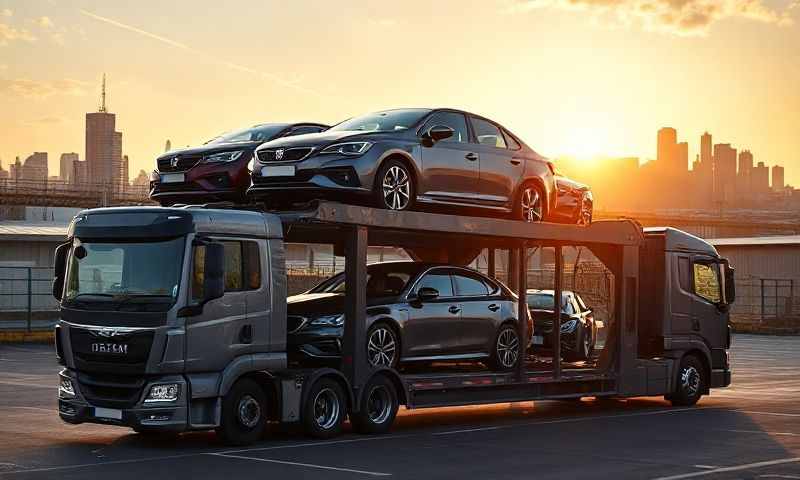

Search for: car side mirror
xmin=52 ymin=242 xmax=70 ymax=301
xmin=203 ymin=242 xmax=225 ymax=303
xmin=723 ymin=261 xmax=735 ymax=304
xmin=424 ymin=125 xmax=454 ymax=144
xmin=417 ymin=287 xmax=440 ymax=302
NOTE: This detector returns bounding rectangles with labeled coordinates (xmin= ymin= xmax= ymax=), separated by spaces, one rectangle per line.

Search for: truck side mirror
xmin=724 ymin=261 xmax=735 ymax=304
xmin=52 ymin=242 xmax=70 ymax=301
xmin=203 ymin=242 xmax=225 ymax=303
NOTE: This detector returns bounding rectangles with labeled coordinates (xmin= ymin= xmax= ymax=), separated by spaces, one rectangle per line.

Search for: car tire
xmin=577 ymin=195 xmax=593 ymax=226
xmin=513 ymin=183 xmax=545 ymax=222
xmin=488 ymin=323 xmax=521 ymax=371
xmin=374 ymin=159 xmax=414 ymax=211
xmin=351 ymin=375 xmax=399 ymax=435
xmin=567 ymin=325 xmax=592 ymax=362
xmin=667 ymin=355 xmax=705 ymax=406
xmin=216 ymin=378 xmax=268 ymax=446
xmin=302 ymin=378 xmax=347 ymax=439
xmin=366 ymin=323 xmax=400 ymax=369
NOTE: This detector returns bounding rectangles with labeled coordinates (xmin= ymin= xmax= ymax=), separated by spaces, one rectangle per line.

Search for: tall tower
xmin=86 ymin=74 xmax=124 ymax=194
xmin=772 ymin=165 xmax=785 ymax=192
xmin=165 ymin=139 xmax=172 ymax=152
xmin=700 ymin=132 xmax=712 ymax=166
xmin=657 ymin=127 xmax=677 ymax=171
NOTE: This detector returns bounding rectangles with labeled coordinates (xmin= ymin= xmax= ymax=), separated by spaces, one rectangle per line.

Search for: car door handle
xmin=449 ymin=305 xmax=461 ymax=314
xmin=488 ymin=304 xmax=500 ymax=312
xmin=465 ymin=153 xmax=478 ymax=161
xmin=510 ymin=158 xmax=521 ymax=165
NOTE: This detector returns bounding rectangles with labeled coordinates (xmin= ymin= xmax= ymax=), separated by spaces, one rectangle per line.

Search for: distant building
xmin=0 ymin=160 xmax=8 ymax=182
xmin=71 ymin=159 xmax=88 ymax=185
xmin=132 ymin=169 xmax=150 ymax=186
xmin=713 ymin=144 xmax=737 ymax=205
xmin=19 ymin=152 xmax=48 ymax=182
xmin=675 ymin=142 xmax=688 ymax=172
xmin=700 ymin=132 xmax=712 ymax=166
xmin=120 ymin=154 xmax=129 ymax=192
xmin=657 ymin=127 xmax=678 ymax=172
xmin=165 ymin=139 xmax=172 ymax=152
xmin=59 ymin=153 xmax=79 ymax=182
xmin=752 ymin=161 xmax=770 ymax=193
xmin=772 ymin=165 xmax=785 ymax=192
xmin=86 ymin=75 xmax=125 ymax=193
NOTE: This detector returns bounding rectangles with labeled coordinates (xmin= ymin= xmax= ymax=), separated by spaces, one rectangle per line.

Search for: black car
xmin=150 ymin=122 xmax=327 ymax=206
xmin=249 ymin=108 xmax=557 ymax=222
xmin=551 ymin=175 xmax=593 ymax=225
xmin=527 ymin=289 xmax=596 ymax=361
xmin=287 ymin=262 xmax=532 ymax=371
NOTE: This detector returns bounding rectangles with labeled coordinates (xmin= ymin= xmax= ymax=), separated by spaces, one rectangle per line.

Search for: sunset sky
xmin=1 ymin=0 xmax=798 ymax=184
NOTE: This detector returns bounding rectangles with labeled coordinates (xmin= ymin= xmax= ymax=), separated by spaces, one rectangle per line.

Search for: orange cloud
xmin=0 ymin=22 xmax=36 ymax=46
xmin=0 ymin=78 xmax=90 ymax=99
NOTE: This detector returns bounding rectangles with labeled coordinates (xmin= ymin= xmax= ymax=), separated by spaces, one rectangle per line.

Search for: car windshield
xmin=207 ymin=124 xmax=287 ymax=144
xmin=63 ymin=237 xmax=185 ymax=311
xmin=310 ymin=264 xmax=417 ymax=297
xmin=527 ymin=292 xmax=572 ymax=313
xmin=328 ymin=109 xmax=431 ymax=133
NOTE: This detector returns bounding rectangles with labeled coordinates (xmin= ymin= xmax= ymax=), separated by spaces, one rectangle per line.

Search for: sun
xmin=561 ymin=125 xmax=613 ymax=163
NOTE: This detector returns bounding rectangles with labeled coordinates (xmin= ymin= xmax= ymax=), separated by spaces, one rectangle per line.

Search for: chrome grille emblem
xmin=170 ymin=156 xmax=179 ymax=168
xmin=275 ymin=149 xmax=284 ymax=161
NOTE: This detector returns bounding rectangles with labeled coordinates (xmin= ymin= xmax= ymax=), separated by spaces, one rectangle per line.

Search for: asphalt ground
xmin=1 ymin=334 xmax=799 ymax=479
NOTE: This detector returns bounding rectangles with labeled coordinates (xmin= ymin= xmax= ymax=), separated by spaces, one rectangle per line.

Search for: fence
xmin=0 ymin=266 xmax=59 ymax=331
xmin=731 ymin=277 xmax=799 ymax=325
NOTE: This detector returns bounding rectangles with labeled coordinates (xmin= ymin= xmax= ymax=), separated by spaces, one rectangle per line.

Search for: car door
xmin=403 ymin=268 xmax=461 ymax=358
xmin=452 ymin=270 xmax=499 ymax=354
xmin=689 ymin=256 xmax=726 ymax=346
xmin=469 ymin=117 xmax=520 ymax=207
xmin=417 ymin=111 xmax=479 ymax=203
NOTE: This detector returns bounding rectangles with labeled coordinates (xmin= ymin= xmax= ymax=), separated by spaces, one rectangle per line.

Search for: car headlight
xmin=144 ymin=383 xmax=181 ymax=403
xmin=59 ymin=375 xmax=75 ymax=399
xmin=560 ymin=320 xmax=578 ymax=332
xmin=320 ymin=142 xmax=373 ymax=156
xmin=202 ymin=150 xmax=244 ymax=164
xmin=309 ymin=314 xmax=344 ymax=327
xmin=247 ymin=158 xmax=254 ymax=172
xmin=149 ymin=170 xmax=159 ymax=182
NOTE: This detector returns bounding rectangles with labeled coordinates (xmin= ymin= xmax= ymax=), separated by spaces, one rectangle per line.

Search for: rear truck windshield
xmin=62 ymin=237 xmax=185 ymax=312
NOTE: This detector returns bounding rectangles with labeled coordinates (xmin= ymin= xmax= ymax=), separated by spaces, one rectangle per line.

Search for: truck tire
xmin=488 ymin=323 xmax=521 ymax=371
xmin=216 ymin=378 xmax=268 ymax=446
xmin=351 ymin=375 xmax=399 ymax=435
xmin=303 ymin=378 xmax=347 ymax=439
xmin=668 ymin=355 xmax=705 ymax=406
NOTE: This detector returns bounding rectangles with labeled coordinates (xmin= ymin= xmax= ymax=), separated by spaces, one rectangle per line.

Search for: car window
xmin=421 ymin=112 xmax=469 ymax=143
xmin=416 ymin=271 xmax=453 ymax=297
xmin=288 ymin=126 xmax=325 ymax=136
xmin=470 ymin=116 xmax=507 ymax=148
xmin=453 ymin=272 xmax=490 ymax=297
xmin=502 ymin=129 xmax=521 ymax=150
xmin=693 ymin=262 xmax=721 ymax=303
xmin=563 ymin=297 xmax=576 ymax=315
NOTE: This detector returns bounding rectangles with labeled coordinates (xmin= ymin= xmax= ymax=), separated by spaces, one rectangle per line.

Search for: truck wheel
xmin=488 ymin=324 xmax=520 ymax=371
xmin=303 ymin=378 xmax=347 ymax=439
xmin=216 ymin=378 xmax=268 ymax=446
xmin=351 ymin=375 xmax=399 ymax=435
xmin=668 ymin=355 xmax=705 ymax=406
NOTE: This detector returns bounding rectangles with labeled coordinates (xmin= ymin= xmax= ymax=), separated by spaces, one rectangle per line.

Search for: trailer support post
xmin=488 ymin=248 xmax=496 ymax=279
xmin=508 ymin=249 xmax=519 ymax=291
xmin=342 ymin=225 xmax=368 ymax=404
xmin=516 ymin=241 xmax=528 ymax=379
xmin=553 ymin=244 xmax=563 ymax=379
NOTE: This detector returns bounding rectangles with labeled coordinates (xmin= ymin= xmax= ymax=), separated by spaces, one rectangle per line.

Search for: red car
xmin=150 ymin=122 xmax=328 ymax=206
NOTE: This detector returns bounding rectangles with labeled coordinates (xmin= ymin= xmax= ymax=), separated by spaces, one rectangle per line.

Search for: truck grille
xmin=157 ymin=154 xmax=202 ymax=172
xmin=70 ymin=327 xmax=154 ymax=375
xmin=77 ymin=371 xmax=146 ymax=408
xmin=258 ymin=147 xmax=313 ymax=163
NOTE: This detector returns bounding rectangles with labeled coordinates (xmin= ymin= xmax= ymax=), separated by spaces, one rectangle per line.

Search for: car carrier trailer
xmin=52 ymin=201 xmax=734 ymax=445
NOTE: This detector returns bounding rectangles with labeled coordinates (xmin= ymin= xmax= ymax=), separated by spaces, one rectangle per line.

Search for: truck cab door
xmin=689 ymin=256 xmax=727 ymax=350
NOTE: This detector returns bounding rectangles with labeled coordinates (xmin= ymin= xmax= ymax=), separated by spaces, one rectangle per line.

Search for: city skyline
xmin=0 ymin=1 xmax=798 ymax=186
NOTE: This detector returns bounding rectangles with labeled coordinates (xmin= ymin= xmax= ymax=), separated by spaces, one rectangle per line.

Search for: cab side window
xmin=192 ymin=240 xmax=261 ymax=301
xmin=693 ymin=262 xmax=721 ymax=303
xmin=421 ymin=112 xmax=469 ymax=143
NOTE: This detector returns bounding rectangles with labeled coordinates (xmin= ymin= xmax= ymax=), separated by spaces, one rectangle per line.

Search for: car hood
xmin=257 ymin=130 xmax=397 ymax=150
xmin=157 ymin=141 xmax=261 ymax=161
xmin=287 ymin=292 xmax=397 ymax=317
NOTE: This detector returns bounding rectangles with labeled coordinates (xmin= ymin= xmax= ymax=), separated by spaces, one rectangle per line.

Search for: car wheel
xmin=303 ymin=378 xmax=347 ymax=439
xmin=351 ymin=374 xmax=399 ymax=435
xmin=216 ymin=378 xmax=268 ymax=446
xmin=514 ymin=183 xmax=545 ymax=222
xmin=578 ymin=195 xmax=593 ymax=226
xmin=375 ymin=160 xmax=414 ymax=211
xmin=366 ymin=323 xmax=399 ymax=369
xmin=489 ymin=324 xmax=521 ymax=371
xmin=668 ymin=355 xmax=705 ymax=406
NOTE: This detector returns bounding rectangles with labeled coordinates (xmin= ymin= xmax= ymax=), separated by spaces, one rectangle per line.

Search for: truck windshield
xmin=63 ymin=237 xmax=185 ymax=311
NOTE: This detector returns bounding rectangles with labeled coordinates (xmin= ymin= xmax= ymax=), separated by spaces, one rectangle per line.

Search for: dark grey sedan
xmin=287 ymin=262 xmax=531 ymax=371
xmin=249 ymin=108 xmax=557 ymax=222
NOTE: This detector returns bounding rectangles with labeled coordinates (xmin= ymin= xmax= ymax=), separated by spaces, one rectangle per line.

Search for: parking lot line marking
xmin=692 ymin=465 xmax=719 ymax=469
xmin=652 ymin=457 xmax=800 ymax=480
xmin=719 ymin=429 xmax=799 ymax=437
xmin=0 ymin=452 xmax=203 ymax=476
xmin=0 ymin=380 xmax=54 ymax=389
xmin=740 ymin=411 xmax=800 ymax=417
xmin=220 ymin=434 xmax=412 ymax=455
xmin=210 ymin=453 xmax=391 ymax=476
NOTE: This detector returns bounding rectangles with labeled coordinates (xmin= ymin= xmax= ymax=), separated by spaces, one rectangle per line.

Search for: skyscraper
xmin=713 ymin=144 xmax=737 ymax=204
xmin=657 ymin=127 xmax=677 ymax=172
xmin=700 ymin=132 xmax=712 ymax=166
xmin=752 ymin=162 xmax=770 ymax=193
xmin=736 ymin=150 xmax=753 ymax=199
xmin=20 ymin=152 xmax=48 ymax=181
xmin=59 ymin=153 xmax=79 ymax=182
xmin=86 ymin=75 xmax=125 ymax=193
xmin=675 ymin=142 xmax=688 ymax=172
xmin=772 ymin=165 xmax=785 ymax=192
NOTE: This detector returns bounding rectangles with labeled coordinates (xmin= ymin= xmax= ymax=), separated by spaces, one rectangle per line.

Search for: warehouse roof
xmin=0 ymin=222 xmax=68 ymax=242
xmin=708 ymin=235 xmax=800 ymax=247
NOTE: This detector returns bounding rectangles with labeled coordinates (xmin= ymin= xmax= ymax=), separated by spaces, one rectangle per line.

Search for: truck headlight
xmin=59 ymin=376 xmax=75 ymax=398
xmin=310 ymin=314 xmax=344 ymax=327
xmin=560 ymin=320 xmax=578 ymax=333
xmin=145 ymin=383 xmax=180 ymax=403
xmin=202 ymin=150 xmax=244 ymax=164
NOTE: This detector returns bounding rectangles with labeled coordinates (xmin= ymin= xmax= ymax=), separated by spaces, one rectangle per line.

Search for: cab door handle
xmin=510 ymin=158 xmax=521 ymax=165
xmin=449 ymin=305 xmax=461 ymax=314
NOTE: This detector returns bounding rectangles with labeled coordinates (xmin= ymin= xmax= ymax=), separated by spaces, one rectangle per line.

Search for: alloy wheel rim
xmin=313 ymin=387 xmax=340 ymax=430
xmin=367 ymin=386 xmax=392 ymax=424
xmin=497 ymin=328 xmax=520 ymax=368
xmin=681 ymin=366 xmax=700 ymax=397
xmin=368 ymin=327 xmax=396 ymax=367
xmin=382 ymin=166 xmax=411 ymax=210
xmin=237 ymin=394 xmax=261 ymax=429
xmin=583 ymin=330 xmax=591 ymax=357
xmin=521 ymin=188 xmax=543 ymax=222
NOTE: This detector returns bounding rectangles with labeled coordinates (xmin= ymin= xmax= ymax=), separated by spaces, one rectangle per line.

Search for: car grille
xmin=77 ymin=371 xmax=146 ymax=409
xmin=287 ymin=315 xmax=307 ymax=334
xmin=70 ymin=327 xmax=154 ymax=375
xmin=157 ymin=154 xmax=202 ymax=172
xmin=258 ymin=147 xmax=314 ymax=163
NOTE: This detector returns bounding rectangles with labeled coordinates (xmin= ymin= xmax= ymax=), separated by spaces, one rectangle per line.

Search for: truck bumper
xmin=710 ymin=368 xmax=731 ymax=388
xmin=58 ymin=369 xmax=189 ymax=432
